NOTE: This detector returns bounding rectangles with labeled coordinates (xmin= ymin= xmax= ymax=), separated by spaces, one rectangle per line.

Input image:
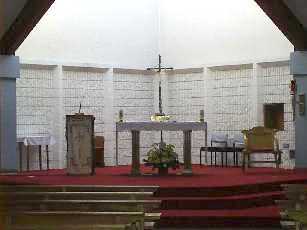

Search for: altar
xmin=116 ymin=122 xmax=207 ymax=175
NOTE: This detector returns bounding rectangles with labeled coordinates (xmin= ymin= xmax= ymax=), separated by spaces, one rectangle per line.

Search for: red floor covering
xmin=0 ymin=165 xmax=306 ymax=187
xmin=1 ymin=165 xmax=306 ymax=228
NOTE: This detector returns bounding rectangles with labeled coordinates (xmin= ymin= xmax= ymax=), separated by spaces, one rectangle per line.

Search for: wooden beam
xmin=254 ymin=0 xmax=307 ymax=50
xmin=0 ymin=0 xmax=55 ymax=55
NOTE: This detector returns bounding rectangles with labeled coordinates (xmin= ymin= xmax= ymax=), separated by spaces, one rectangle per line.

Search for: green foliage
xmin=144 ymin=142 xmax=180 ymax=170
xmin=287 ymin=210 xmax=307 ymax=224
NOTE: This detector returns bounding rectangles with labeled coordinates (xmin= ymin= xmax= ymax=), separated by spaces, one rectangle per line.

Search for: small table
xmin=200 ymin=146 xmax=244 ymax=167
xmin=17 ymin=135 xmax=56 ymax=171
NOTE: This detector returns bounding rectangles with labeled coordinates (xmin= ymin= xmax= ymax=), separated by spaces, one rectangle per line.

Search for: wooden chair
xmin=241 ymin=126 xmax=282 ymax=171
xmin=95 ymin=136 xmax=105 ymax=167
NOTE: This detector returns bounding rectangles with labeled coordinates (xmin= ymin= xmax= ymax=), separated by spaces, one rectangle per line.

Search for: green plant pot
xmin=158 ymin=167 xmax=169 ymax=176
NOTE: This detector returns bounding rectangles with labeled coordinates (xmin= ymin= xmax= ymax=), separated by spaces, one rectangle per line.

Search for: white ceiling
xmin=283 ymin=0 xmax=307 ymax=30
xmin=0 ymin=0 xmax=28 ymax=39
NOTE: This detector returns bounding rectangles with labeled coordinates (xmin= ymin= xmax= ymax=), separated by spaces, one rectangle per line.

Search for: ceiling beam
xmin=255 ymin=0 xmax=307 ymax=50
xmin=0 ymin=0 xmax=55 ymax=55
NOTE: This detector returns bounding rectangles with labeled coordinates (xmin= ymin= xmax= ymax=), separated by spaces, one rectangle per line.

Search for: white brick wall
xmin=206 ymin=66 xmax=254 ymax=136
xmin=62 ymin=67 xmax=107 ymax=167
xmin=257 ymin=62 xmax=295 ymax=169
xmin=166 ymin=69 xmax=205 ymax=163
xmin=17 ymin=65 xmax=58 ymax=170
xmin=113 ymin=69 xmax=155 ymax=165
xmin=16 ymin=61 xmax=295 ymax=169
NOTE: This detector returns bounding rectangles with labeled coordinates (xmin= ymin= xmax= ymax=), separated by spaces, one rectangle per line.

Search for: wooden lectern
xmin=66 ymin=113 xmax=95 ymax=175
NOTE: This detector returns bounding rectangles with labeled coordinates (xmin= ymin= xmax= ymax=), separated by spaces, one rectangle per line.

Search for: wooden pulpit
xmin=66 ymin=113 xmax=95 ymax=175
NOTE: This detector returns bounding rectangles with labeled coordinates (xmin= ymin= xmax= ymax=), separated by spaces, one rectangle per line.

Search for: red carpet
xmin=1 ymin=165 xmax=306 ymax=187
xmin=1 ymin=165 xmax=307 ymax=228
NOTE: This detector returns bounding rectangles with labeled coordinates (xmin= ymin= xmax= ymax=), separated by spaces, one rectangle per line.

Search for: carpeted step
xmin=154 ymin=183 xmax=284 ymax=197
xmin=156 ymin=206 xmax=283 ymax=228
xmin=160 ymin=191 xmax=286 ymax=210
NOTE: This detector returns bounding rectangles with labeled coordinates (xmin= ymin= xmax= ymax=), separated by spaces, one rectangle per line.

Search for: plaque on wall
xmin=66 ymin=114 xmax=95 ymax=175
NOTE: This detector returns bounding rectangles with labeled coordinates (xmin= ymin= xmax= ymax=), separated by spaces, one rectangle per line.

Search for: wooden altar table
xmin=116 ymin=122 xmax=207 ymax=176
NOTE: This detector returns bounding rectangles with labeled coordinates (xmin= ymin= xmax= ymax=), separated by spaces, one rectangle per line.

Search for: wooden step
xmin=0 ymin=191 xmax=154 ymax=200
xmin=282 ymin=184 xmax=307 ymax=191
xmin=10 ymin=224 xmax=135 ymax=230
xmin=282 ymin=184 xmax=307 ymax=201
xmin=276 ymin=200 xmax=307 ymax=211
xmin=4 ymin=199 xmax=161 ymax=212
xmin=144 ymin=212 xmax=161 ymax=222
xmin=5 ymin=211 xmax=145 ymax=227
xmin=144 ymin=221 xmax=155 ymax=230
xmin=280 ymin=220 xmax=301 ymax=230
xmin=0 ymin=185 xmax=158 ymax=193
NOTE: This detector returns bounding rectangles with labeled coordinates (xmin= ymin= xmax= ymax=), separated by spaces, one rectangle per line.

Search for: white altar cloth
xmin=17 ymin=135 xmax=56 ymax=146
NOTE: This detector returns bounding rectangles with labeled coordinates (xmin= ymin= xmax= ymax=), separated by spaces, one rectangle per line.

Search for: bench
xmin=0 ymin=185 xmax=158 ymax=193
xmin=0 ymin=191 xmax=155 ymax=201
xmin=3 ymin=211 xmax=144 ymax=230
xmin=0 ymin=185 xmax=161 ymax=230
xmin=4 ymin=199 xmax=161 ymax=213
xmin=9 ymin=224 xmax=136 ymax=230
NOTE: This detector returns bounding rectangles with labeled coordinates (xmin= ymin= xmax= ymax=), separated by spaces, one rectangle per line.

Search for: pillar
xmin=131 ymin=130 xmax=140 ymax=176
xmin=290 ymin=52 xmax=307 ymax=168
xmin=0 ymin=55 xmax=19 ymax=172
xmin=103 ymin=69 xmax=115 ymax=166
xmin=183 ymin=130 xmax=193 ymax=175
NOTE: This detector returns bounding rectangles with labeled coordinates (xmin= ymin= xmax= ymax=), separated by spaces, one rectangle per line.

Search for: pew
xmin=276 ymin=184 xmax=307 ymax=230
xmin=0 ymin=191 xmax=155 ymax=201
xmin=0 ymin=185 xmax=158 ymax=193
xmin=10 ymin=224 xmax=136 ymax=230
xmin=0 ymin=185 xmax=161 ymax=230
xmin=4 ymin=200 xmax=160 ymax=213
xmin=5 ymin=211 xmax=144 ymax=228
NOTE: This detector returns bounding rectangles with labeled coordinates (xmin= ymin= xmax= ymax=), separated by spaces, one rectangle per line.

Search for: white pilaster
xmin=103 ymin=69 xmax=115 ymax=165
xmin=52 ymin=65 xmax=65 ymax=169
xmin=254 ymin=63 xmax=263 ymax=126
xmin=0 ymin=55 xmax=19 ymax=171
xmin=290 ymin=51 xmax=307 ymax=168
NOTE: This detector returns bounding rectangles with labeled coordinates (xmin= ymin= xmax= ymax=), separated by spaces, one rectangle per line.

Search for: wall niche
xmin=263 ymin=103 xmax=284 ymax=131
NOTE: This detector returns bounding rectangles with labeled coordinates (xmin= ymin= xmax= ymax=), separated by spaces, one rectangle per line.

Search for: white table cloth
xmin=17 ymin=135 xmax=56 ymax=171
xmin=17 ymin=135 xmax=56 ymax=146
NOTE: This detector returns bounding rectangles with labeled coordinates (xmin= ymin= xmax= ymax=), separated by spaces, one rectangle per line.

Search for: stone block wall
xmin=203 ymin=65 xmax=254 ymax=165
xmin=257 ymin=62 xmax=295 ymax=169
xmin=206 ymin=65 xmax=254 ymax=137
xmin=166 ymin=69 xmax=205 ymax=162
xmin=17 ymin=65 xmax=57 ymax=170
xmin=113 ymin=69 xmax=155 ymax=165
xmin=61 ymin=66 xmax=107 ymax=167
xmin=16 ymin=60 xmax=295 ymax=169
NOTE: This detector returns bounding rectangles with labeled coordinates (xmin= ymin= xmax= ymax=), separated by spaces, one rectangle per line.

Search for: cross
xmin=147 ymin=54 xmax=173 ymax=73
xmin=147 ymin=55 xmax=173 ymax=143
xmin=147 ymin=55 xmax=173 ymax=114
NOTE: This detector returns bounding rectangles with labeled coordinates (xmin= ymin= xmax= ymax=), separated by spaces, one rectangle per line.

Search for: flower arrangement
xmin=144 ymin=142 xmax=180 ymax=175
xmin=150 ymin=114 xmax=170 ymax=122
